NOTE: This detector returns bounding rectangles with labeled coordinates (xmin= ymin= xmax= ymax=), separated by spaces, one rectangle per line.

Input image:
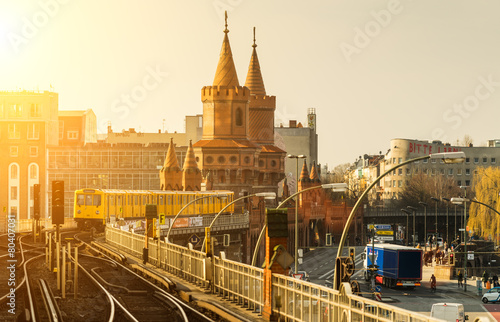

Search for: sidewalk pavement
xmin=422 ymin=264 xmax=489 ymax=298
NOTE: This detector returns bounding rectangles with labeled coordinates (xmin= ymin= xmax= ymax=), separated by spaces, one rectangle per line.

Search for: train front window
xmin=85 ymin=194 xmax=92 ymax=206
xmin=77 ymin=194 xmax=84 ymax=206
xmin=94 ymin=195 xmax=101 ymax=206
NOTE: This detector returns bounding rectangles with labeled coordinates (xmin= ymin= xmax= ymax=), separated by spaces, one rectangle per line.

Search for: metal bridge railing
xmin=104 ymin=226 xmax=444 ymax=322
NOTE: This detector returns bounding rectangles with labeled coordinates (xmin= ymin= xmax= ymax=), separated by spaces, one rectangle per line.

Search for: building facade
xmin=0 ymin=90 xmax=59 ymax=220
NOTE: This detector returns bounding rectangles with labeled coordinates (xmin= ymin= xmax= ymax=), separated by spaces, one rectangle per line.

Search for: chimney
xmin=289 ymin=120 xmax=297 ymax=128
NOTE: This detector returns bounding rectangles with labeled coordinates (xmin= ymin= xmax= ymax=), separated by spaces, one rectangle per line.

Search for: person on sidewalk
xmin=483 ymin=270 xmax=489 ymax=287
xmin=430 ymin=274 xmax=437 ymax=293
xmin=493 ymin=273 xmax=499 ymax=287
xmin=457 ymin=270 xmax=463 ymax=288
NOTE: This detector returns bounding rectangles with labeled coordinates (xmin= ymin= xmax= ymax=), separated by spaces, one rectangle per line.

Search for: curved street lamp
xmin=251 ymin=183 xmax=348 ymax=267
xmin=407 ymin=206 xmax=418 ymax=246
xmin=333 ymin=151 xmax=465 ymax=290
xmin=442 ymin=197 xmax=450 ymax=244
xmin=431 ymin=197 xmax=440 ymax=242
xmin=165 ymin=193 xmax=228 ymax=243
xmin=401 ymin=208 xmax=412 ymax=246
xmin=203 ymin=192 xmax=276 ymax=256
xmin=418 ymin=201 xmax=428 ymax=248
xmin=287 ymin=154 xmax=306 ymax=274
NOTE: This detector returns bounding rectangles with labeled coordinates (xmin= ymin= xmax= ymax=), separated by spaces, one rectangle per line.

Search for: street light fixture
xmin=401 ymin=209 xmax=412 ymax=246
xmin=333 ymin=151 xmax=465 ymax=290
xmin=431 ymin=197 xmax=440 ymax=243
xmin=287 ymin=154 xmax=307 ymax=275
xmin=407 ymin=206 xmax=418 ymax=246
xmin=418 ymin=201 xmax=428 ymax=248
xmin=203 ymin=192 xmax=276 ymax=255
xmin=442 ymin=197 xmax=450 ymax=245
xmin=251 ymin=183 xmax=348 ymax=267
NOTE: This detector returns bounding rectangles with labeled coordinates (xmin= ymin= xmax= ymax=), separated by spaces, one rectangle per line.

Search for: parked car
xmin=482 ymin=287 xmax=500 ymax=303
xmin=430 ymin=303 xmax=468 ymax=321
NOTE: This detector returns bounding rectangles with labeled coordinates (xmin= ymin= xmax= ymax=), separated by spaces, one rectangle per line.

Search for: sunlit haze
xmin=2 ymin=0 xmax=500 ymax=167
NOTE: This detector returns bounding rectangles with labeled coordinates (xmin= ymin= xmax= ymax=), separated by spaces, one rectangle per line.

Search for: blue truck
xmin=362 ymin=243 xmax=423 ymax=288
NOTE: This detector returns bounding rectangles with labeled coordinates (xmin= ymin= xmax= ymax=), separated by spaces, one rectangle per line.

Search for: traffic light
xmin=349 ymin=247 xmax=356 ymax=263
xmin=326 ymin=233 xmax=332 ymax=246
xmin=33 ymin=184 xmax=40 ymax=220
xmin=449 ymin=252 xmax=455 ymax=266
xmin=52 ymin=181 xmax=64 ymax=225
xmin=223 ymin=234 xmax=230 ymax=247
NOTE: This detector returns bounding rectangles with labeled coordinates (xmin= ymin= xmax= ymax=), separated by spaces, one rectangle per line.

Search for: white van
xmin=430 ymin=303 xmax=468 ymax=322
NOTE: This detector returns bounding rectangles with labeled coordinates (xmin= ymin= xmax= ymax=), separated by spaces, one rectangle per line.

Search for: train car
xmin=74 ymin=188 xmax=234 ymax=230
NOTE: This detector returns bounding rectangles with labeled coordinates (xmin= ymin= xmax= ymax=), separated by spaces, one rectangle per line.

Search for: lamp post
xmin=287 ymin=154 xmax=306 ymax=274
xmin=401 ymin=209 xmax=412 ymax=246
xmin=442 ymin=198 xmax=450 ymax=245
xmin=251 ymin=183 xmax=347 ymax=267
xmin=166 ymin=193 xmax=228 ymax=243
xmin=333 ymin=151 xmax=465 ymax=290
xmin=418 ymin=201 xmax=428 ymax=249
xmin=431 ymin=197 xmax=440 ymax=243
xmin=407 ymin=206 xmax=418 ymax=246
xmin=203 ymin=192 xmax=276 ymax=256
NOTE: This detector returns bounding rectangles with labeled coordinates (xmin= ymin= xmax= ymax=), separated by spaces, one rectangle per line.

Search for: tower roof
xmin=213 ymin=12 xmax=240 ymax=87
xmin=309 ymin=162 xmax=320 ymax=182
xmin=244 ymin=27 xmax=266 ymax=95
xmin=163 ymin=138 xmax=180 ymax=170
xmin=299 ymin=159 xmax=310 ymax=182
xmin=183 ymin=140 xmax=198 ymax=170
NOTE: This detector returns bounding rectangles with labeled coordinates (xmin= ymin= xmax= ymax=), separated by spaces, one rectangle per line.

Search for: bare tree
xmin=397 ymin=173 xmax=462 ymax=208
xmin=461 ymin=134 xmax=473 ymax=147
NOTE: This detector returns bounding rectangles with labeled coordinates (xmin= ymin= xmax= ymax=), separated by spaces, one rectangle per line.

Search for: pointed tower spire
xmin=244 ymin=27 xmax=266 ymax=95
xmin=183 ymin=140 xmax=198 ymax=171
xmin=159 ymin=138 xmax=182 ymax=191
xmin=299 ymin=159 xmax=310 ymax=182
xmin=309 ymin=162 xmax=320 ymax=183
xmin=213 ymin=11 xmax=240 ymax=87
xmin=164 ymin=138 xmax=180 ymax=169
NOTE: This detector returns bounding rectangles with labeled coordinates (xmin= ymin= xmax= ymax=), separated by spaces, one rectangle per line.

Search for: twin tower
xmin=160 ymin=13 xmax=285 ymax=197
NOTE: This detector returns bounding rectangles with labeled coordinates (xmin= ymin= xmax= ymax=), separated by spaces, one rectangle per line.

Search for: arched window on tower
xmin=235 ymin=108 xmax=243 ymax=126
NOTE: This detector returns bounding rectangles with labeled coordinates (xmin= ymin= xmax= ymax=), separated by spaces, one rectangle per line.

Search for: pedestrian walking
xmin=493 ymin=273 xmax=499 ymax=287
xmin=430 ymin=274 xmax=437 ymax=293
xmin=457 ymin=270 xmax=463 ymax=288
xmin=483 ymin=270 xmax=489 ymax=287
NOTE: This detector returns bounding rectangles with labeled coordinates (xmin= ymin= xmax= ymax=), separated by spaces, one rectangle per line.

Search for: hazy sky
xmin=2 ymin=1 xmax=500 ymax=168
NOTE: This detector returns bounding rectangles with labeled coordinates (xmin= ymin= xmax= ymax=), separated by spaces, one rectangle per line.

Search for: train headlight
xmin=77 ymin=210 xmax=81 ymax=214
xmin=96 ymin=210 xmax=100 ymax=214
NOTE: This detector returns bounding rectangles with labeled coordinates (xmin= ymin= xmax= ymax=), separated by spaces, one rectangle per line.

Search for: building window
xmin=218 ymin=156 xmax=226 ymax=164
xmin=465 ymin=180 xmax=470 ymax=186
xmin=30 ymin=103 xmax=41 ymax=117
xmin=29 ymin=164 xmax=38 ymax=179
xmin=10 ymin=146 xmax=18 ymax=157
xmin=457 ymin=169 xmax=462 ymax=175
xmin=457 ymin=180 xmax=462 ymax=186
xmin=465 ymin=168 xmax=470 ymax=175
xmin=392 ymin=180 xmax=395 ymax=187
xmin=406 ymin=168 xmax=410 ymax=175
xmin=465 ymin=157 xmax=470 ymax=163
xmin=67 ymin=131 xmax=79 ymax=139
xmin=235 ymin=108 xmax=243 ymax=126
xmin=492 ymin=158 xmax=497 ymax=164
xmin=29 ymin=146 xmax=38 ymax=157
xmin=474 ymin=157 xmax=479 ymax=164
xmin=10 ymin=187 xmax=17 ymax=200
xmin=10 ymin=164 xmax=18 ymax=179
xmin=423 ymin=159 xmax=428 ymax=163
xmin=8 ymin=124 xmax=20 ymax=139
xmin=8 ymin=104 xmax=22 ymax=117
xmin=398 ymin=180 xmax=402 ymax=187
xmin=448 ymin=169 xmax=453 ymax=175
xmin=392 ymin=158 xmax=396 ymax=164
xmin=431 ymin=158 xmax=436 ymax=163
xmin=483 ymin=157 xmax=488 ymax=163
xmin=398 ymin=157 xmax=402 ymax=164
xmin=398 ymin=169 xmax=402 ymax=175
xmin=440 ymin=169 xmax=444 ymax=175
xmin=431 ymin=169 xmax=436 ymax=175
xmin=27 ymin=123 xmax=39 ymax=139
xmin=424 ymin=169 xmax=428 ymax=174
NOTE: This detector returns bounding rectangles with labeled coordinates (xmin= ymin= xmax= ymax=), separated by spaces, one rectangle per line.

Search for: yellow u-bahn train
xmin=73 ymin=189 xmax=234 ymax=230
